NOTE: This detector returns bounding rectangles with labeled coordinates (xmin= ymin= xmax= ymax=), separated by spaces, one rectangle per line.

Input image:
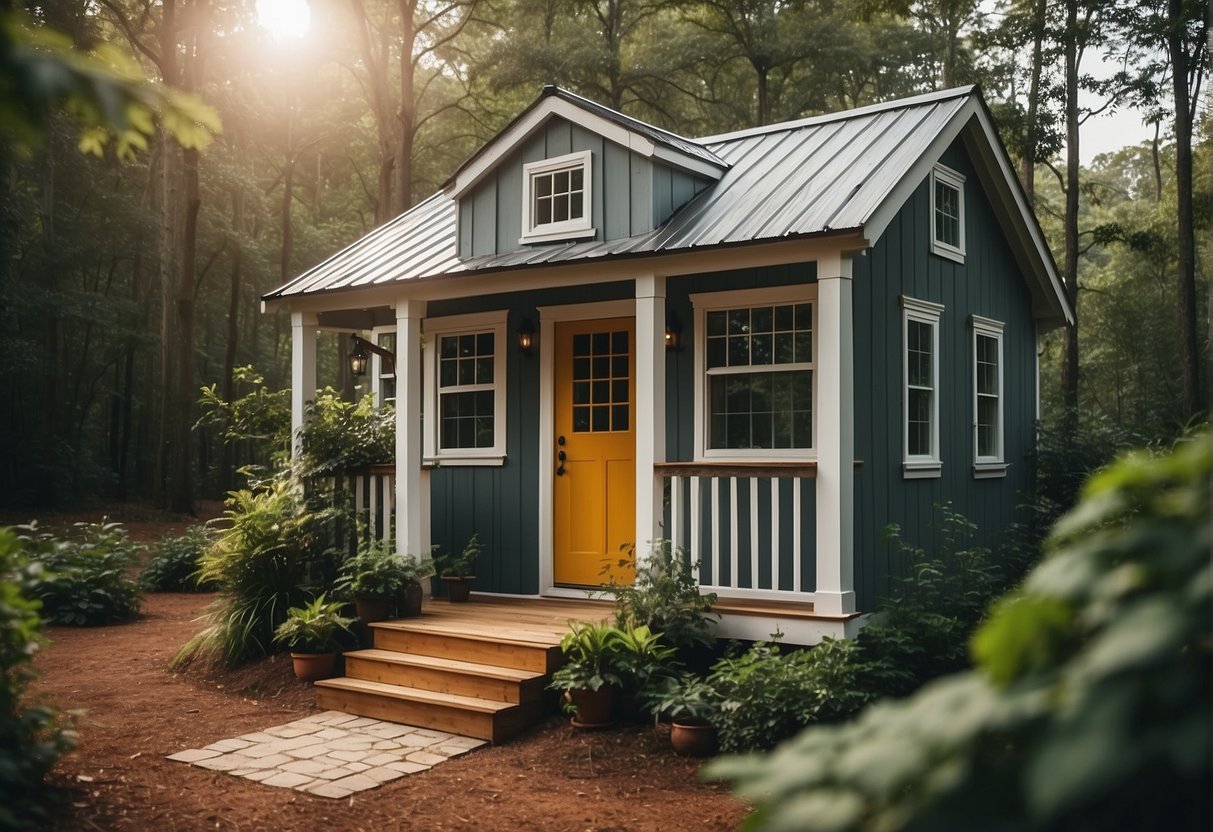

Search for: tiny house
xmin=264 ymin=85 xmax=1071 ymax=646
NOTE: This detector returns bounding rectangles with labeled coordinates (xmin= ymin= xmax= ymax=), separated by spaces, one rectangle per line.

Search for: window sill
xmin=930 ymin=241 xmax=965 ymax=264
xmin=972 ymin=461 xmax=1008 ymax=479
xmin=519 ymin=225 xmax=596 ymax=246
xmin=424 ymin=455 xmax=506 ymax=468
xmin=903 ymin=460 xmax=942 ymax=479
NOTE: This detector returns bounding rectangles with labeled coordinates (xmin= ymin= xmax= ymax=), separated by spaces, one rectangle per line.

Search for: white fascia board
xmin=651 ymin=144 xmax=725 ymax=180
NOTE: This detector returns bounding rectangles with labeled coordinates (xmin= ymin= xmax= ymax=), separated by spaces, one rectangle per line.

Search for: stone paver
xmin=165 ymin=711 xmax=485 ymax=798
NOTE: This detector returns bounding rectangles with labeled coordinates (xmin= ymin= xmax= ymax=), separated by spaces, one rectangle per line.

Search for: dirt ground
xmin=22 ymin=505 xmax=747 ymax=832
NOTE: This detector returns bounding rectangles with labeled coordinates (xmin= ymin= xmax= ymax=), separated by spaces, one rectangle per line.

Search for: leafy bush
xmin=19 ymin=521 xmax=143 ymax=626
xmin=295 ymin=389 xmax=394 ymax=478
xmin=605 ymin=540 xmax=718 ymax=656
xmin=195 ymin=365 xmax=292 ymax=470
xmin=0 ymin=528 xmax=75 ymax=829
xmin=711 ymin=436 xmax=1211 ymax=831
xmin=548 ymin=621 xmax=627 ymax=693
xmin=706 ymin=639 xmax=869 ymax=753
xmin=140 ymin=525 xmax=217 ymax=592
xmin=272 ymin=594 xmax=354 ymax=653
xmin=434 ymin=533 xmax=481 ymax=579
xmin=335 ymin=538 xmax=434 ymax=599
xmin=175 ymin=474 xmax=343 ymax=667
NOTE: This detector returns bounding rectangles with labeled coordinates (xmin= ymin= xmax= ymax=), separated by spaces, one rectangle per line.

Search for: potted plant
xmin=646 ymin=673 xmax=721 ymax=756
xmin=434 ymin=534 xmax=481 ymax=602
xmin=397 ymin=550 xmax=436 ymax=617
xmin=337 ymin=539 xmax=406 ymax=623
xmin=273 ymin=593 xmax=355 ymax=681
xmin=548 ymin=621 xmax=625 ymax=727
xmin=613 ymin=624 xmax=679 ymax=721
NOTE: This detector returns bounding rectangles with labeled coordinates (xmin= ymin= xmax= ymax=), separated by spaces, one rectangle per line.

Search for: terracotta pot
xmin=670 ymin=719 xmax=717 ymax=756
xmin=445 ymin=576 xmax=474 ymax=603
xmin=570 ymin=685 xmax=617 ymax=726
xmin=290 ymin=651 xmax=338 ymax=682
xmin=355 ymin=595 xmax=393 ymax=623
xmin=399 ymin=583 xmax=423 ymax=617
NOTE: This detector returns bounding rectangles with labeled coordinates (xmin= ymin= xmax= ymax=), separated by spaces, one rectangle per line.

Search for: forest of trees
xmin=0 ymin=0 xmax=1207 ymax=510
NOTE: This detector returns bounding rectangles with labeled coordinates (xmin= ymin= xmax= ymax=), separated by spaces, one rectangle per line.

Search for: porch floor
xmin=394 ymin=595 xmax=615 ymax=645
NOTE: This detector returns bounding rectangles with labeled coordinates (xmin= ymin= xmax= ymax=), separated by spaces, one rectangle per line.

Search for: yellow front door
xmin=553 ymin=318 xmax=636 ymax=587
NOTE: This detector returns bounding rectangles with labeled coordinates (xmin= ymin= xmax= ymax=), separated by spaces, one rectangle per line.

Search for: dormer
xmin=444 ymin=86 xmax=728 ymax=260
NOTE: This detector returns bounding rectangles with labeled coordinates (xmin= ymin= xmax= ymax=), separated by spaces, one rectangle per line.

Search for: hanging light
xmin=348 ymin=335 xmax=369 ymax=377
xmin=665 ymin=313 xmax=683 ymax=351
xmin=517 ymin=318 xmax=535 ymax=354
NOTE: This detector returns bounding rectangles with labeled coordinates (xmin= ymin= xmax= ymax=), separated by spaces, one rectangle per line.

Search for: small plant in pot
xmin=336 ymin=539 xmax=407 ymax=623
xmin=434 ymin=534 xmax=481 ymax=602
xmin=646 ymin=673 xmax=722 ymax=756
xmin=397 ymin=550 xmax=436 ymax=617
xmin=548 ymin=621 xmax=625 ymax=728
xmin=614 ymin=624 xmax=679 ymax=721
xmin=273 ymin=593 xmax=355 ymax=682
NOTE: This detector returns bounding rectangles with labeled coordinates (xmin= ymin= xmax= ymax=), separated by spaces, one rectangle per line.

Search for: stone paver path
xmin=166 ymin=711 xmax=487 ymax=798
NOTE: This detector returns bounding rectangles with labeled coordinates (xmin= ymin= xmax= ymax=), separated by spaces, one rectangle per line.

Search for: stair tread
xmin=371 ymin=619 xmax=567 ymax=648
xmin=345 ymin=649 xmax=545 ymax=682
xmin=315 ymin=677 xmax=518 ymax=714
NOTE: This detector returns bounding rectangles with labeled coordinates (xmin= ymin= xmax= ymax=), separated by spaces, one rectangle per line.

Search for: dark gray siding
xmin=426 ymin=280 xmax=634 ymax=595
xmin=851 ymin=140 xmax=1037 ymax=612
xmin=457 ymin=117 xmax=710 ymax=258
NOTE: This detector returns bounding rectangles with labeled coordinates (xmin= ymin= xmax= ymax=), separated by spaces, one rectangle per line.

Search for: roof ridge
xmin=697 ymin=85 xmax=978 ymax=144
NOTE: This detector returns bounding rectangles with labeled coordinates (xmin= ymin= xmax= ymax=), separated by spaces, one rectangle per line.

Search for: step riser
xmin=373 ymin=628 xmax=560 ymax=673
xmin=315 ymin=686 xmax=539 ymax=744
xmin=344 ymin=656 xmax=544 ymax=705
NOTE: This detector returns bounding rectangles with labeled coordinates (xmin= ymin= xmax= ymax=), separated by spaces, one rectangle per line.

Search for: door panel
xmin=554 ymin=318 xmax=636 ymax=587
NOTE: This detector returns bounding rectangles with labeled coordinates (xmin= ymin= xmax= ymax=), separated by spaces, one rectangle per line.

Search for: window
xmin=972 ymin=315 xmax=1006 ymax=477
xmin=520 ymin=150 xmax=594 ymax=244
xmin=571 ymin=330 xmax=630 ymax=433
xmin=373 ymin=330 xmax=396 ymax=407
xmin=903 ymin=296 xmax=943 ymax=477
xmin=930 ymin=164 xmax=965 ymax=262
xmin=424 ymin=310 xmax=507 ymax=463
xmin=692 ymin=285 xmax=816 ymax=459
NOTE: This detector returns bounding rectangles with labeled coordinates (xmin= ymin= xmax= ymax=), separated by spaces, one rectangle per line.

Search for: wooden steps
xmin=312 ymin=599 xmax=612 ymax=744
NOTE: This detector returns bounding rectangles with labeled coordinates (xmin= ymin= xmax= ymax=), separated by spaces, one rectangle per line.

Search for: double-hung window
xmin=424 ymin=310 xmax=508 ymax=464
xmin=903 ymin=296 xmax=943 ymax=477
xmin=520 ymin=150 xmax=594 ymax=244
xmin=692 ymin=285 xmax=816 ymax=459
xmin=930 ymin=164 xmax=965 ymax=263
xmin=971 ymin=315 xmax=1006 ymax=477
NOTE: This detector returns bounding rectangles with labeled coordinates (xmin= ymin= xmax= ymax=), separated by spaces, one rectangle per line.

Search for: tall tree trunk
xmin=1167 ymin=0 xmax=1199 ymax=419
xmin=397 ymin=0 xmax=416 ymax=213
xmin=1060 ymin=0 xmax=1080 ymax=438
xmin=756 ymin=66 xmax=769 ymax=126
xmin=1022 ymin=0 xmax=1046 ymax=203
xmin=220 ymin=243 xmax=242 ymax=492
xmin=170 ymin=144 xmax=202 ymax=514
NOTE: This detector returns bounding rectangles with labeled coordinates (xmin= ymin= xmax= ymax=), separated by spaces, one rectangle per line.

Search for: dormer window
xmin=520 ymin=150 xmax=594 ymax=244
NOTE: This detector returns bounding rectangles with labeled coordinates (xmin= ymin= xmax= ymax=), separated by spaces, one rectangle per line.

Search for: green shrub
xmin=295 ymin=389 xmax=394 ymax=478
xmin=175 ymin=475 xmax=343 ymax=667
xmin=711 ymin=436 xmax=1211 ymax=831
xmin=706 ymin=639 xmax=869 ymax=753
xmin=335 ymin=538 xmax=434 ymax=599
xmin=140 ymin=525 xmax=217 ymax=592
xmin=0 ymin=528 xmax=75 ymax=829
xmin=272 ymin=594 xmax=354 ymax=653
xmin=20 ymin=521 xmax=143 ymax=626
xmin=604 ymin=540 xmax=718 ymax=656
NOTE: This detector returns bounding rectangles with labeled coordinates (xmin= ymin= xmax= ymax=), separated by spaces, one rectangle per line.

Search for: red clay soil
xmin=24 ymin=508 xmax=747 ymax=832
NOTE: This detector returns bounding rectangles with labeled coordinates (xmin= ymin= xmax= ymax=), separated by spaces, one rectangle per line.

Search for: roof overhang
xmin=444 ymin=89 xmax=728 ymax=200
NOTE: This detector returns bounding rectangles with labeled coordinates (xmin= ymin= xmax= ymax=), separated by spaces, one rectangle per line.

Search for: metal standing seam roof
xmin=264 ymin=88 xmax=977 ymax=302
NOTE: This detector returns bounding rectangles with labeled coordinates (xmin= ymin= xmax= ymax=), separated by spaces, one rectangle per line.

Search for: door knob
xmin=556 ymin=436 xmax=566 ymax=476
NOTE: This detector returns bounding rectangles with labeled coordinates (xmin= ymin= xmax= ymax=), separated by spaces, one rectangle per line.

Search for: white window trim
xmin=423 ymin=309 xmax=508 ymax=465
xmin=971 ymin=314 xmax=1007 ymax=478
xmin=520 ymin=150 xmax=595 ymax=245
xmin=902 ymin=295 xmax=943 ymax=478
xmin=369 ymin=325 xmax=396 ymax=408
xmin=930 ymin=164 xmax=966 ymax=263
xmin=690 ymin=284 xmax=818 ymax=462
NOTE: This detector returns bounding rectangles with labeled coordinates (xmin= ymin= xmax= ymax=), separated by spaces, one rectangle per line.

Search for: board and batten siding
xmin=662 ymin=264 xmax=820 ymax=594
xmin=850 ymin=140 xmax=1037 ymax=613
xmin=457 ymin=117 xmax=709 ymax=259
xmin=425 ymin=281 xmax=634 ymax=595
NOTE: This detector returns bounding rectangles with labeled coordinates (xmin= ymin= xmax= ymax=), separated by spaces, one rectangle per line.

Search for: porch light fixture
xmin=347 ymin=333 xmax=396 ymax=377
xmin=665 ymin=313 xmax=683 ymax=351
xmin=517 ymin=318 xmax=535 ymax=354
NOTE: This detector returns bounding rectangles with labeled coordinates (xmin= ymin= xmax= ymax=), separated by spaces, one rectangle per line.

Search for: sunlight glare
xmin=256 ymin=0 xmax=311 ymax=40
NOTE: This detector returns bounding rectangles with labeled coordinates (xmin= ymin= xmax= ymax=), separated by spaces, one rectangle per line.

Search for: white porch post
xmin=395 ymin=298 xmax=427 ymax=558
xmin=635 ymin=274 xmax=666 ymax=566
xmin=290 ymin=311 xmax=318 ymax=458
xmin=815 ymin=254 xmax=856 ymax=614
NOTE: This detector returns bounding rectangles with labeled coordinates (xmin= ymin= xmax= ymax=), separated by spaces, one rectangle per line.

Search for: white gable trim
xmin=446 ymin=97 xmax=724 ymax=200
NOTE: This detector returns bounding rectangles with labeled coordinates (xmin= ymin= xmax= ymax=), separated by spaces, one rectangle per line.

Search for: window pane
xmin=751 ymin=333 xmax=773 ymax=365
xmin=707 ymin=337 xmax=726 ymax=369
xmin=591 ymin=332 xmax=609 ymax=354
xmin=611 ymin=330 xmax=628 ymax=353
xmin=554 ymin=194 xmax=568 ymax=222
xmin=477 ymin=332 xmax=494 ymax=356
xmin=612 ymin=405 xmax=628 ymax=432
xmin=774 ymin=304 xmax=794 ymax=331
xmin=536 ymin=175 xmax=552 ymax=197
xmin=440 ymin=335 xmax=457 ymax=359
xmin=573 ymin=334 xmax=590 ymax=356
xmin=571 ymin=168 xmax=583 ymax=190
xmin=612 ymin=380 xmax=628 ymax=403
xmin=751 ymin=306 xmax=773 ymax=333
xmin=728 ymin=309 xmax=749 ymax=335
xmin=537 ymin=197 xmax=551 ymax=225
xmin=592 ymin=380 xmax=610 ymax=403
xmin=458 ymin=358 xmax=475 ymax=385
xmin=708 ymin=370 xmax=811 ymax=450
xmin=440 ymin=358 xmax=456 ymax=388
xmin=908 ymin=388 xmax=932 ymax=456
xmin=612 ymin=355 xmax=628 ymax=377
xmin=978 ymin=397 xmax=998 ymax=457
xmin=592 ymin=406 xmax=609 ymax=432
xmin=573 ymin=381 xmax=590 ymax=404
xmin=570 ymin=192 xmax=583 ymax=219
xmin=728 ymin=335 xmax=749 ymax=366
xmin=774 ymin=332 xmax=794 ymax=364
xmin=573 ymin=406 xmax=590 ymax=432
xmin=707 ymin=311 xmax=726 ymax=337
xmin=554 ymin=170 xmax=569 ymax=193
xmin=475 ymin=357 xmax=493 ymax=384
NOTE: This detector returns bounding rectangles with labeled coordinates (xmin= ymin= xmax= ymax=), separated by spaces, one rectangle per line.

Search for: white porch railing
xmin=343 ymin=464 xmax=396 ymax=543
xmin=656 ymin=462 xmax=821 ymax=599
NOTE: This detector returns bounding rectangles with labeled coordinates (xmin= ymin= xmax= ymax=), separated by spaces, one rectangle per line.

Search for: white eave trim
xmin=446 ymin=97 xmax=725 ymax=200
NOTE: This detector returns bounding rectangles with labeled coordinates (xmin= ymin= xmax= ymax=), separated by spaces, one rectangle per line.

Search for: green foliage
xmin=18 ymin=521 xmax=143 ymax=626
xmin=706 ymin=639 xmax=869 ymax=753
xmin=613 ymin=623 xmax=679 ymax=694
xmin=710 ymin=436 xmax=1211 ymax=831
xmin=605 ymin=540 xmax=719 ymax=655
xmin=195 ymin=366 xmax=291 ymax=468
xmin=548 ymin=621 xmax=627 ymax=693
xmin=272 ymin=593 xmax=354 ymax=653
xmin=335 ymin=539 xmax=434 ymax=599
xmin=434 ymin=533 xmax=481 ymax=579
xmin=644 ymin=672 xmax=722 ymax=725
xmin=0 ymin=527 xmax=75 ymax=829
xmin=295 ymin=390 xmax=395 ymax=479
xmin=140 ymin=525 xmax=217 ymax=593
xmin=175 ymin=475 xmax=342 ymax=666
